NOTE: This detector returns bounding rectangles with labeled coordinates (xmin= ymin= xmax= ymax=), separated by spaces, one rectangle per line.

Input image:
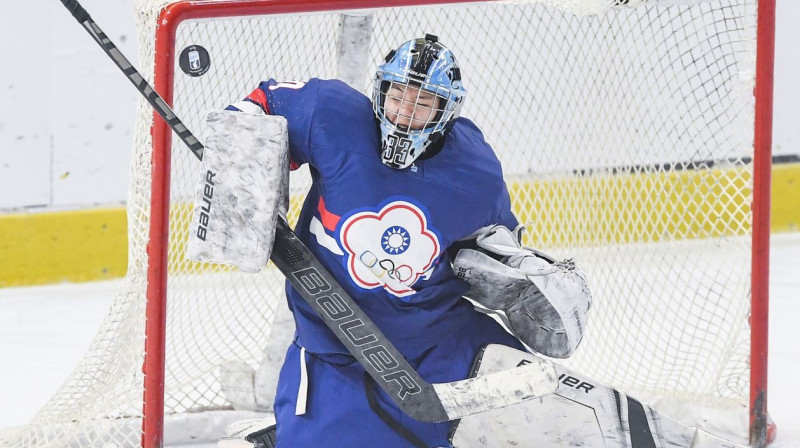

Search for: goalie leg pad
xmin=187 ymin=110 xmax=290 ymax=273
xmin=451 ymin=345 xmax=746 ymax=448
xmin=245 ymin=424 xmax=278 ymax=448
xmin=218 ymin=417 xmax=277 ymax=448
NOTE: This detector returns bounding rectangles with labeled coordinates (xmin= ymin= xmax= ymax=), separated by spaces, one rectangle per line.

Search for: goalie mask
xmin=373 ymin=34 xmax=466 ymax=169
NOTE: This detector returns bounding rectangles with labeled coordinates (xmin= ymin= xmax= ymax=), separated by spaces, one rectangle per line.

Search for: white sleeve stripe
xmin=295 ymin=346 xmax=308 ymax=416
xmin=230 ymin=100 xmax=266 ymax=115
xmin=310 ymin=216 xmax=344 ymax=256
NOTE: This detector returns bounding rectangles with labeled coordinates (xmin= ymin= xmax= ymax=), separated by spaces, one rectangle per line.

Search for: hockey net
xmin=0 ymin=0 xmax=770 ymax=446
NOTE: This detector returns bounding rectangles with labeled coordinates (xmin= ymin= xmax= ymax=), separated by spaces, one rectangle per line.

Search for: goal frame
xmin=144 ymin=1 xmax=776 ymax=447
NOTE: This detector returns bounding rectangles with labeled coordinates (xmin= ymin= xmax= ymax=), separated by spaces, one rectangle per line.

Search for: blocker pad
xmin=186 ymin=110 xmax=289 ymax=273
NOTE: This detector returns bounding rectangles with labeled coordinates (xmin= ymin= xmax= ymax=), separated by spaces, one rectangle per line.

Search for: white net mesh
xmin=0 ymin=0 xmax=759 ymax=446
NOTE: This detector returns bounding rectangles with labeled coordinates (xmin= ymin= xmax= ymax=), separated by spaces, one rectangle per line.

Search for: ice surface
xmin=0 ymin=234 xmax=798 ymax=447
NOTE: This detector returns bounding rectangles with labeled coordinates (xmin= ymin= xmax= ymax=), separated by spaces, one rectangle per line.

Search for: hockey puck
xmin=179 ymin=45 xmax=210 ymax=77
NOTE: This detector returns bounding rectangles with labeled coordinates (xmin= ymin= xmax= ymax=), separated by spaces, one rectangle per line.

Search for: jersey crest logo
xmin=339 ymin=200 xmax=440 ymax=298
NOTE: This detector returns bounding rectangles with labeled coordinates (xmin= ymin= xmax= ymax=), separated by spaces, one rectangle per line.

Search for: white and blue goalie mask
xmin=373 ymin=34 xmax=466 ymax=169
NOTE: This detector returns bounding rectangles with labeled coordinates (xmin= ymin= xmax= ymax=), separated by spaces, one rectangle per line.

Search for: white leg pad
xmin=187 ymin=111 xmax=289 ymax=273
xmin=451 ymin=345 xmax=745 ymax=448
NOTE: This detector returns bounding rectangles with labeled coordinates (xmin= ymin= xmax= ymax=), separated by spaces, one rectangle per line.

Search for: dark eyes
xmin=386 ymin=90 xmax=435 ymax=110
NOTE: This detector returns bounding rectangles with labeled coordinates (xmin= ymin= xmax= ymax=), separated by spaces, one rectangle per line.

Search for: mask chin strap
xmin=417 ymin=131 xmax=445 ymax=161
xmin=419 ymin=113 xmax=458 ymax=161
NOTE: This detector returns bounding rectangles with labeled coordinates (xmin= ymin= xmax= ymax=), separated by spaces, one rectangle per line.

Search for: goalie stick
xmin=57 ymin=0 xmax=558 ymax=423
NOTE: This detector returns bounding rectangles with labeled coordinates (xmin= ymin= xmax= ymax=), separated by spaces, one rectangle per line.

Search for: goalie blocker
xmin=186 ymin=111 xmax=290 ymax=272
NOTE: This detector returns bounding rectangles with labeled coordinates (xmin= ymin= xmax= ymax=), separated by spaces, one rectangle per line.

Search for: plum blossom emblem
xmin=339 ymin=201 xmax=440 ymax=298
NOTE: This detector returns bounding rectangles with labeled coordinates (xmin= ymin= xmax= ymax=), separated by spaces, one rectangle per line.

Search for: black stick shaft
xmin=271 ymin=218 xmax=447 ymax=421
xmin=56 ymin=0 xmax=449 ymax=422
xmin=61 ymin=0 xmax=204 ymax=161
xmin=60 ymin=0 xmax=89 ymax=21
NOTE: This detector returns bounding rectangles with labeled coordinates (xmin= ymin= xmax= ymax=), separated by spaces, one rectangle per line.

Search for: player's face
xmin=384 ymin=83 xmax=441 ymax=131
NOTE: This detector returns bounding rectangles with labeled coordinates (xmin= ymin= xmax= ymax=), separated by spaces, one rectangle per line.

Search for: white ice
xmin=0 ymin=233 xmax=798 ymax=447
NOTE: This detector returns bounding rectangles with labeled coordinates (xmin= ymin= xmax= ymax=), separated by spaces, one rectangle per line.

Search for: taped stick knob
xmin=59 ymin=0 xmax=90 ymax=22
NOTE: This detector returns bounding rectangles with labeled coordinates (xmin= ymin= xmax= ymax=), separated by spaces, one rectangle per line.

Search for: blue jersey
xmin=243 ymin=78 xmax=518 ymax=360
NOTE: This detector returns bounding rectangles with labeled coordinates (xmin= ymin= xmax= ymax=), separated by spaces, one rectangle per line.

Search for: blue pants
xmin=273 ymin=312 xmax=523 ymax=447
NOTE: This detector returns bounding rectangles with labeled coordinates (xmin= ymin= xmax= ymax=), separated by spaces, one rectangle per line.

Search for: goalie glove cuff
xmin=472 ymin=224 xmax=526 ymax=258
xmin=473 ymin=225 xmax=558 ymax=275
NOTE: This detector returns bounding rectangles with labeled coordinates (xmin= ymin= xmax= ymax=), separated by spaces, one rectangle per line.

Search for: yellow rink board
xmin=0 ymin=208 xmax=128 ymax=287
xmin=1 ymin=163 xmax=798 ymax=288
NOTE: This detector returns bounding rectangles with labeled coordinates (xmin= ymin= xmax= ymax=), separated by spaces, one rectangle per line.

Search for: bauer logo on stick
xmin=291 ymin=266 xmax=423 ymax=400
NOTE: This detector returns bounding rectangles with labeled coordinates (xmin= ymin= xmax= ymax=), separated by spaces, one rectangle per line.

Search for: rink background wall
xmin=1 ymin=165 xmax=798 ymax=287
xmin=0 ymin=0 xmax=798 ymax=287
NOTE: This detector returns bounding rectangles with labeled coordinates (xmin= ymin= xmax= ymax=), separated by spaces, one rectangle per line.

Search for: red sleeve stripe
xmin=317 ymin=196 xmax=341 ymax=231
xmin=246 ymin=88 xmax=270 ymax=114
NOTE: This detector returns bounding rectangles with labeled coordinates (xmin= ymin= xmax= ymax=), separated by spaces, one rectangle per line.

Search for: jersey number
xmin=267 ymin=80 xmax=306 ymax=90
xmin=384 ymin=134 xmax=412 ymax=165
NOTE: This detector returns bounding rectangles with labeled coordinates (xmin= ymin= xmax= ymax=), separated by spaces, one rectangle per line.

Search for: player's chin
xmin=386 ymin=117 xmax=412 ymax=132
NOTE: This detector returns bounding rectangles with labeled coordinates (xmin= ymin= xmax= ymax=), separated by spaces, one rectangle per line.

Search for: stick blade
xmin=433 ymin=353 xmax=558 ymax=421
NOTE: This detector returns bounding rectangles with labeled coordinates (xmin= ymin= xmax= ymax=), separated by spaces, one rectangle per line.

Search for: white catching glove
xmin=453 ymin=225 xmax=592 ymax=358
